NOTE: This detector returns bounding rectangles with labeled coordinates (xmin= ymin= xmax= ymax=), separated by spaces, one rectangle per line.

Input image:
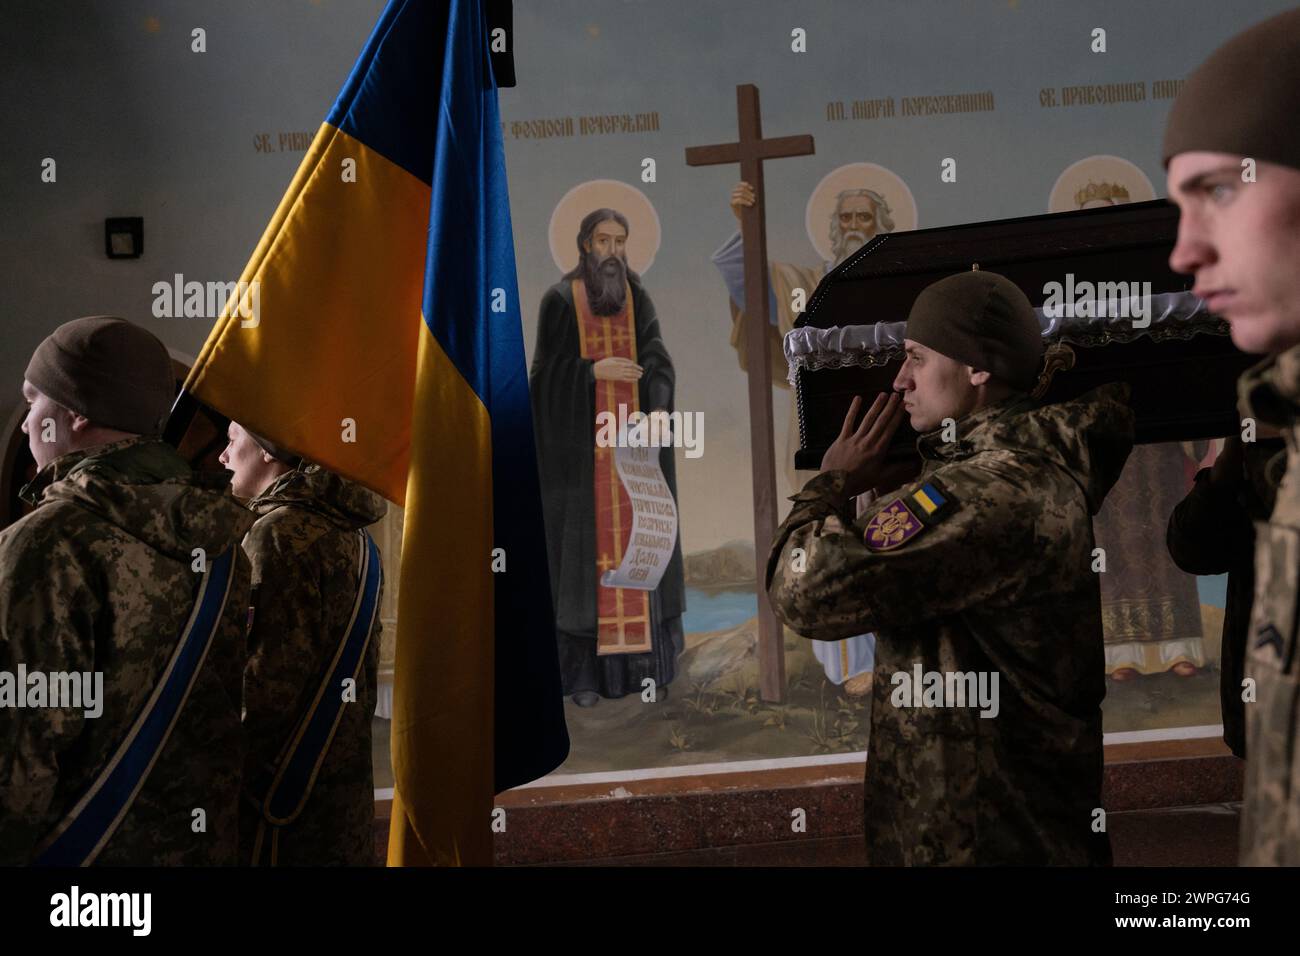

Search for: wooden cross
xmin=685 ymin=84 xmax=814 ymax=704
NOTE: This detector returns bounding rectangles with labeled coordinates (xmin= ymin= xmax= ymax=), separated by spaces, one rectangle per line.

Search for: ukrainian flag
xmin=183 ymin=0 xmax=569 ymax=865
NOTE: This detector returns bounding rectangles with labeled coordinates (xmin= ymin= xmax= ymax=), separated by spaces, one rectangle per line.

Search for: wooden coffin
xmin=790 ymin=199 xmax=1258 ymax=470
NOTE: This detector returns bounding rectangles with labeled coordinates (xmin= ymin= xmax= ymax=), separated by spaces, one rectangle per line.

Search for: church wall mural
xmin=484 ymin=0 xmax=1294 ymax=779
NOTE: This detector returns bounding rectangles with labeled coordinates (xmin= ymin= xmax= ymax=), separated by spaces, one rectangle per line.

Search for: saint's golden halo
xmin=548 ymin=179 xmax=661 ymax=276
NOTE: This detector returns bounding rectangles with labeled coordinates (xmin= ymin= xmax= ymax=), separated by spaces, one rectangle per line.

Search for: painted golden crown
xmin=1074 ymin=180 xmax=1130 ymax=206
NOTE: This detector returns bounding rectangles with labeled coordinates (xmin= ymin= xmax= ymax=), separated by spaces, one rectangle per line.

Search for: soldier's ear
xmin=68 ymin=412 xmax=92 ymax=434
xmin=969 ymin=368 xmax=992 ymax=387
xmin=261 ymin=449 xmax=277 ymax=465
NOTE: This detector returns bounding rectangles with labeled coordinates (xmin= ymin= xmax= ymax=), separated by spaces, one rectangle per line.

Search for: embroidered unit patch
xmin=864 ymin=498 xmax=925 ymax=552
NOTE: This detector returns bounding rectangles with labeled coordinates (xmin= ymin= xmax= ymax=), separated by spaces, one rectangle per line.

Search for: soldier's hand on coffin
xmin=593 ymin=356 xmax=643 ymax=381
xmin=820 ymin=392 xmax=906 ymax=498
xmin=730 ymin=181 xmax=756 ymax=221
xmin=1210 ymin=434 xmax=1245 ymax=490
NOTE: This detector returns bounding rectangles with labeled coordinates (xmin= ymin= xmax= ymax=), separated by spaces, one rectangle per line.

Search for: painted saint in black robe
xmin=529 ymin=266 xmax=686 ymax=704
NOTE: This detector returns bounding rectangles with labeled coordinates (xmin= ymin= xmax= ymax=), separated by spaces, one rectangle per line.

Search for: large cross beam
xmin=685 ymin=84 xmax=814 ymax=703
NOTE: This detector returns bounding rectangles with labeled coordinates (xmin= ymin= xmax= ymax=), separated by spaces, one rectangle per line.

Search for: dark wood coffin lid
xmin=791 ymin=200 xmax=1258 ymax=469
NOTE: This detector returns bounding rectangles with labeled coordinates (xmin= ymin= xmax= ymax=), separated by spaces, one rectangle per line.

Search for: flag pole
xmin=162 ymin=388 xmax=200 ymax=449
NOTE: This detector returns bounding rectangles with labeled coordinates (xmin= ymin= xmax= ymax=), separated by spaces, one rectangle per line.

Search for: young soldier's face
xmin=892 ymin=341 xmax=981 ymax=433
xmin=219 ymin=421 xmax=277 ymax=499
xmin=20 ymin=380 xmax=80 ymax=470
xmin=1168 ymin=151 xmax=1300 ymax=354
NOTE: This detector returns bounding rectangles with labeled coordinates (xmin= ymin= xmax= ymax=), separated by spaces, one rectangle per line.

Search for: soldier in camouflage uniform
xmin=220 ymin=421 xmax=386 ymax=866
xmin=0 ymin=316 xmax=252 ymax=865
xmin=767 ymin=272 xmax=1134 ymax=865
xmin=1162 ymin=8 xmax=1300 ymax=865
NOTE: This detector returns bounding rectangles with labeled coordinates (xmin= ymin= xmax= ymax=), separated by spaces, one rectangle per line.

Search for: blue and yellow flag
xmin=184 ymin=0 xmax=569 ymax=866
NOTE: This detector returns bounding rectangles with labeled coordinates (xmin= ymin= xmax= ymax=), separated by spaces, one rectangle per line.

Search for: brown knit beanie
xmin=25 ymin=316 xmax=174 ymax=435
xmin=1162 ymin=8 xmax=1300 ymax=170
xmin=904 ymin=271 xmax=1043 ymax=392
xmin=246 ymin=427 xmax=303 ymax=468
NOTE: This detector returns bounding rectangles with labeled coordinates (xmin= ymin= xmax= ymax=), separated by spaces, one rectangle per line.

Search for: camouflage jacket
xmin=239 ymin=465 xmax=386 ymax=866
xmin=1237 ymin=344 xmax=1300 ymax=866
xmin=767 ymin=385 xmax=1134 ymax=865
xmin=0 ymin=437 xmax=253 ymax=865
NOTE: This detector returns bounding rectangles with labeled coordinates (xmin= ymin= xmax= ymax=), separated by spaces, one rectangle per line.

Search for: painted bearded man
xmin=530 ymin=208 xmax=686 ymax=708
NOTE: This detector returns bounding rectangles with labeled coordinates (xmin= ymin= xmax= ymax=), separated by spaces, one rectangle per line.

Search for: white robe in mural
xmin=812 ymin=632 xmax=876 ymax=683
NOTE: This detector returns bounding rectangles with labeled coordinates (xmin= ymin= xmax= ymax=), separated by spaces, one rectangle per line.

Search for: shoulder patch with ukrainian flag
xmin=864 ymin=479 xmax=955 ymax=552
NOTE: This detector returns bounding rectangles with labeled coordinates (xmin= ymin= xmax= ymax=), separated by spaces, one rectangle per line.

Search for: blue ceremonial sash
xmin=33 ymin=548 xmax=238 ymax=867
xmin=260 ymin=530 xmax=381 ymax=829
